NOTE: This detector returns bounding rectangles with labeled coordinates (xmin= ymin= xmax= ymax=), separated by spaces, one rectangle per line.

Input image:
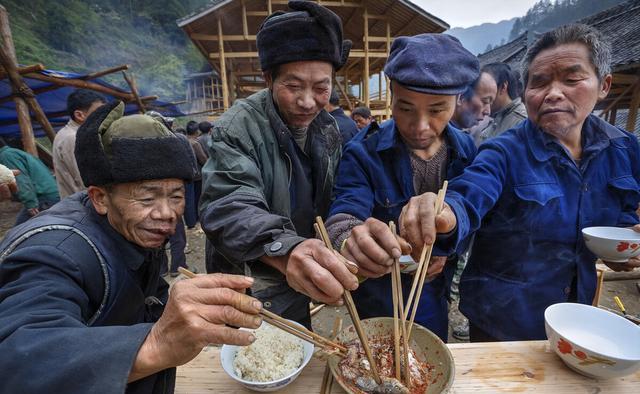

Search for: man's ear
xmin=500 ymin=82 xmax=509 ymax=96
xmin=598 ymin=74 xmax=612 ymax=101
xmin=456 ymin=94 xmax=464 ymax=106
xmin=263 ymin=71 xmax=273 ymax=90
xmin=72 ymin=109 xmax=84 ymax=123
xmin=87 ymin=185 xmax=110 ymax=215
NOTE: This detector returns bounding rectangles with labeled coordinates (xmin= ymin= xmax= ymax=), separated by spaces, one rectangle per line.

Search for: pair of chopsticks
xmin=389 ymin=222 xmax=411 ymax=387
xmin=403 ymin=181 xmax=448 ymax=339
xmin=176 ymin=267 xmax=347 ymax=357
xmin=315 ymin=216 xmax=383 ymax=385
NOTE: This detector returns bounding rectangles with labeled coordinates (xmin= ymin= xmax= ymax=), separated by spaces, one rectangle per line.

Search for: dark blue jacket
xmin=329 ymin=107 xmax=359 ymax=146
xmin=0 ymin=193 xmax=173 ymax=394
xmin=329 ymin=120 xmax=477 ymax=340
xmin=443 ymin=115 xmax=640 ymax=340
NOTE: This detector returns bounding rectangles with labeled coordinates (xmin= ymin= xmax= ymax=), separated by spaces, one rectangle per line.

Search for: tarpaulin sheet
xmin=0 ymin=68 xmax=183 ymax=139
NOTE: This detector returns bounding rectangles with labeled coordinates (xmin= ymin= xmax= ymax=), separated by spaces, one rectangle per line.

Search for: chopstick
xmin=313 ymin=223 xmax=359 ymax=275
xmin=177 ymin=267 xmax=347 ymax=357
xmin=390 ymin=222 xmax=410 ymax=387
xmin=315 ymin=216 xmax=383 ymax=385
xmin=404 ymin=181 xmax=448 ymax=339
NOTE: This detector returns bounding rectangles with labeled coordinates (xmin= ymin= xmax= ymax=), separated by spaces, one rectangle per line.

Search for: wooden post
xmin=267 ymin=0 xmax=273 ymax=14
xmin=385 ymin=21 xmax=391 ymax=119
xmin=218 ymin=18 xmax=230 ymax=110
xmin=609 ymin=107 xmax=617 ymax=124
xmin=363 ymin=8 xmax=370 ymax=108
xmin=122 ymin=71 xmax=146 ymax=113
xmin=0 ymin=5 xmax=36 ymax=156
xmin=241 ymin=0 xmax=249 ymax=39
xmin=334 ymin=77 xmax=353 ymax=111
xmin=627 ymin=84 xmax=640 ymax=131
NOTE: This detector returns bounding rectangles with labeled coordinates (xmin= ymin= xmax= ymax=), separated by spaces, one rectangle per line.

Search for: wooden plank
xmin=267 ymin=0 xmax=272 ymax=14
xmin=175 ymin=341 xmax=640 ymax=393
xmin=612 ymin=73 xmax=639 ymax=85
xmin=191 ymin=33 xmax=257 ymax=42
xmin=210 ymin=51 xmax=259 ymax=59
xmin=217 ymin=18 xmax=229 ymax=110
xmin=627 ymin=83 xmax=640 ymax=131
xmin=345 ymin=51 xmax=388 ymax=58
xmin=270 ymin=0 xmax=361 ymax=6
xmin=241 ymin=0 xmax=249 ymax=39
xmin=385 ymin=21 xmax=391 ymax=119
xmin=246 ymin=11 xmax=268 ymax=17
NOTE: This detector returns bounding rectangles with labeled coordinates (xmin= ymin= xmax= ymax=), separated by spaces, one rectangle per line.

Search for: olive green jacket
xmin=199 ymin=89 xmax=342 ymax=291
xmin=479 ymin=97 xmax=527 ymax=143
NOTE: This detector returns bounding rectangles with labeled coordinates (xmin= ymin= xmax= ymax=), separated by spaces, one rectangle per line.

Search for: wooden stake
xmin=122 ymin=71 xmax=146 ymax=114
xmin=0 ymin=5 xmax=36 ymax=155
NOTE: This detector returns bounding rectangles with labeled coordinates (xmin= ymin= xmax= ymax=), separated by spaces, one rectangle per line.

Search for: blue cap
xmin=384 ymin=34 xmax=480 ymax=95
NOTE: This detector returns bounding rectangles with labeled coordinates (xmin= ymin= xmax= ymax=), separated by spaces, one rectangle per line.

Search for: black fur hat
xmin=257 ymin=1 xmax=351 ymax=72
xmin=75 ymin=101 xmax=197 ymax=186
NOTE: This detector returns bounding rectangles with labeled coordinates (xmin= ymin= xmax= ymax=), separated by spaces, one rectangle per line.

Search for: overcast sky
xmin=415 ymin=0 xmax=541 ymax=29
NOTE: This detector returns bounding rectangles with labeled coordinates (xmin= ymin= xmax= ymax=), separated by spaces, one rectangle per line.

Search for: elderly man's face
xmin=524 ymin=43 xmax=611 ymax=139
xmin=391 ymin=81 xmax=456 ymax=150
xmin=266 ymin=61 xmax=333 ymax=129
xmin=90 ymin=179 xmax=185 ymax=249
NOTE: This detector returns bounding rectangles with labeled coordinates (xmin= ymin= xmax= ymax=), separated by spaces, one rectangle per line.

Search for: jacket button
xmin=264 ymin=301 xmax=272 ymax=308
xmin=270 ymin=242 xmax=283 ymax=252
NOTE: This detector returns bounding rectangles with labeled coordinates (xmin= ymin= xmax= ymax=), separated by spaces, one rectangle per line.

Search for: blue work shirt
xmin=443 ymin=115 xmax=640 ymax=340
xmin=329 ymin=119 xmax=477 ymax=341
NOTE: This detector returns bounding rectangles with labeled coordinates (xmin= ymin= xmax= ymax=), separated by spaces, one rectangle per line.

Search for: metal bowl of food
xmin=328 ymin=317 xmax=454 ymax=394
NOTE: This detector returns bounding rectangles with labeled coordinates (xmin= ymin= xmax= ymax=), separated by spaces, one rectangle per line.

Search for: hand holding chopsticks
xmin=177 ymin=267 xmax=347 ymax=357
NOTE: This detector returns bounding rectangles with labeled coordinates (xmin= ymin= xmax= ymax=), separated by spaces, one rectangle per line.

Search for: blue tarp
xmin=0 ymin=68 xmax=184 ymax=139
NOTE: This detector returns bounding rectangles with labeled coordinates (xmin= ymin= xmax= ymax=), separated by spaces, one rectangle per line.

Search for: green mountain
xmin=4 ymin=0 xmax=211 ymax=101
xmin=447 ymin=18 xmax=516 ymax=56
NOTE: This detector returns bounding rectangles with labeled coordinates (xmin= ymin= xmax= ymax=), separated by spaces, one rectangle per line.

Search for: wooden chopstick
xmin=313 ymin=223 xmax=359 ymax=275
xmin=390 ymin=236 xmax=401 ymax=381
xmin=315 ymin=216 xmax=382 ymax=385
xmin=405 ymin=180 xmax=448 ymax=339
xmin=390 ymin=222 xmax=410 ymax=387
xmin=177 ymin=267 xmax=346 ymax=356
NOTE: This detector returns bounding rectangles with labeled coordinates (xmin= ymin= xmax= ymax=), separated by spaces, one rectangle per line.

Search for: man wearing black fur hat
xmin=200 ymin=1 xmax=358 ymax=328
xmin=0 ymin=102 xmax=264 ymax=393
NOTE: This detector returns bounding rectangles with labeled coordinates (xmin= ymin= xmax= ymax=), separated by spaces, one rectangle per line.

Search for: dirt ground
xmin=1 ymin=200 xmax=638 ymax=342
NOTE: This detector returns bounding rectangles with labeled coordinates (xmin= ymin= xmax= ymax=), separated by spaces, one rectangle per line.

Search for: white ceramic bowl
xmin=220 ymin=321 xmax=315 ymax=392
xmin=582 ymin=226 xmax=640 ymax=262
xmin=545 ymin=303 xmax=640 ymax=378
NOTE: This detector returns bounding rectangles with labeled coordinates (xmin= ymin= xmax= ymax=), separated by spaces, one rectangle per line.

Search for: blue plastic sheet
xmin=0 ymin=68 xmax=183 ymax=138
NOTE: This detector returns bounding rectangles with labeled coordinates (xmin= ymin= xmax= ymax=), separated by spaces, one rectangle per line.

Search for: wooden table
xmin=175 ymin=341 xmax=640 ymax=393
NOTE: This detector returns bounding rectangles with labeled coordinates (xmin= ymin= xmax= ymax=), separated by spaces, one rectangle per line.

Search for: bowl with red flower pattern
xmin=545 ymin=303 xmax=640 ymax=379
xmin=582 ymin=226 xmax=640 ymax=263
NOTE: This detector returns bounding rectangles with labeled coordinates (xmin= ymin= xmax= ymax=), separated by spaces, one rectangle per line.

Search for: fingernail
xmin=246 ymin=277 xmax=254 ymax=284
xmin=407 ymin=244 xmax=413 ymax=253
xmin=351 ymin=281 xmax=359 ymax=290
xmin=252 ymin=300 xmax=263 ymax=310
xmin=337 ymin=299 xmax=344 ymax=306
xmin=392 ymin=248 xmax=401 ymax=259
xmin=253 ymin=317 xmax=262 ymax=326
xmin=248 ymin=334 xmax=256 ymax=343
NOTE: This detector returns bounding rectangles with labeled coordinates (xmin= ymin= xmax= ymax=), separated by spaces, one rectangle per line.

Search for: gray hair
xmin=521 ymin=24 xmax=611 ymax=87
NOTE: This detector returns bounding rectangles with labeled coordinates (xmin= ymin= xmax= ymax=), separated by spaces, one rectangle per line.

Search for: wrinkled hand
xmin=285 ymin=239 xmax=359 ymax=305
xmin=130 ymin=274 xmax=262 ymax=382
xmin=342 ymin=218 xmax=411 ymax=278
xmin=0 ymin=169 xmax=19 ymax=200
xmin=422 ymin=256 xmax=448 ymax=281
xmin=28 ymin=207 xmax=40 ymax=217
xmin=399 ymin=192 xmax=457 ymax=252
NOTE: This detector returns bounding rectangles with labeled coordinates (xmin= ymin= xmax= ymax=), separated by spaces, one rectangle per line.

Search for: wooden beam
xmin=612 ymin=73 xmax=639 ymax=85
xmin=191 ymin=33 xmax=257 ymax=42
xmin=241 ymin=0 xmax=249 ymax=39
xmin=25 ymin=73 xmax=135 ymax=101
xmin=0 ymin=63 xmax=44 ymax=80
xmin=599 ymin=81 xmax=638 ymax=119
xmin=627 ymin=83 xmax=640 ymax=131
xmin=218 ymin=18 xmax=229 ymax=110
xmin=82 ymin=64 xmax=129 ymax=80
xmin=363 ymin=8 xmax=370 ymax=108
xmin=0 ymin=5 xmax=36 ymax=156
xmin=210 ymin=51 xmax=259 ymax=59
xmin=334 ymin=77 xmax=353 ymax=111
xmin=271 ymin=0 xmax=361 ymax=6
xmin=385 ymin=21 xmax=391 ymax=119
xmin=268 ymin=0 xmax=272 ymax=14
xmin=122 ymin=71 xmax=146 ymax=114
xmin=246 ymin=11 xmax=268 ymax=17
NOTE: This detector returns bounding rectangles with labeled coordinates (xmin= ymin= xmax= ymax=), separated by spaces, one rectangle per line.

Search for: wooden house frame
xmin=178 ymin=0 xmax=448 ymax=119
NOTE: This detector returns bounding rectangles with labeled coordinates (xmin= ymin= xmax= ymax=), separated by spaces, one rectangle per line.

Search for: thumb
xmin=435 ymin=203 xmax=457 ymax=234
xmin=631 ymin=224 xmax=640 ymax=233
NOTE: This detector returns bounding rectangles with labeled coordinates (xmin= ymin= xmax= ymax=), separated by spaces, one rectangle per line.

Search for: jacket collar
xmin=527 ymin=114 xmax=629 ymax=163
xmin=373 ymin=119 xmax=470 ymax=162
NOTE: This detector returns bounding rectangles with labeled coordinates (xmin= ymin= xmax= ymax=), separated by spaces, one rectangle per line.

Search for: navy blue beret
xmin=384 ymin=34 xmax=480 ymax=95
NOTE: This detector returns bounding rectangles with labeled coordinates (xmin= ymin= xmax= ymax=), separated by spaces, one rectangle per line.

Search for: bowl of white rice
xmin=220 ymin=320 xmax=314 ymax=391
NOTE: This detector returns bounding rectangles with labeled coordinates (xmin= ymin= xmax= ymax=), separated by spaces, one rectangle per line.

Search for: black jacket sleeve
xmin=0 ymin=231 xmax=153 ymax=394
